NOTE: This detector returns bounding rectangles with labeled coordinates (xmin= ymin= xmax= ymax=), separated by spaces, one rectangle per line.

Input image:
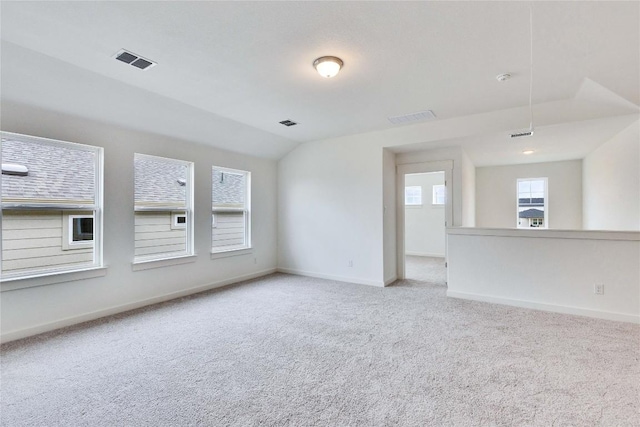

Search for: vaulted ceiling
xmin=1 ymin=1 xmax=638 ymax=163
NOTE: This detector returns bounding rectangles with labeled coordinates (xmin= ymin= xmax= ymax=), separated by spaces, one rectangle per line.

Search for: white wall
xmin=382 ymin=149 xmax=397 ymax=284
xmin=0 ymin=101 xmax=278 ymax=342
xmin=447 ymin=228 xmax=640 ymax=323
xmin=461 ymin=149 xmax=476 ymax=227
xmin=404 ymin=173 xmax=445 ymax=257
xmin=476 ymin=160 xmax=583 ymax=229
xmin=583 ymin=119 xmax=640 ymax=231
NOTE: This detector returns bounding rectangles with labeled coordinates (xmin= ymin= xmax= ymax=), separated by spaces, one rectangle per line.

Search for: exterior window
xmin=405 ymin=186 xmax=422 ymax=205
xmin=432 ymin=184 xmax=445 ymax=205
xmin=1 ymin=132 xmax=103 ymax=280
xmin=134 ymin=154 xmax=193 ymax=262
xmin=517 ymin=178 xmax=548 ymax=229
xmin=212 ymin=167 xmax=250 ymax=253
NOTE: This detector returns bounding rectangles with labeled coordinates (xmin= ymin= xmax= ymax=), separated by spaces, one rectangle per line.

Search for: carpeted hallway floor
xmin=1 ymin=269 xmax=638 ymax=426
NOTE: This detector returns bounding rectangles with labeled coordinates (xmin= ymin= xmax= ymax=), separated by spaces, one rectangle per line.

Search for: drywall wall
xmin=404 ymin=172 xmax=445 ymax=257
xmin=0 ymin=101 xmax=278 ymax=341
xmin=475 ymin=160 xmax=583 ymax=229
xmin=461 ymin=149 xmax=476 ymax=227
xmin=583 ymin=119 xmax=640 ymax=231
xmin=382 ymin=149 xmax=397 ymax=284
xmin=447 ymin=228 xmax=640 ymax=323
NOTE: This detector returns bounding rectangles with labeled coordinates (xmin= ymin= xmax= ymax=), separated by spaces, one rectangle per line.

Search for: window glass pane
xmin=517 ymin=178 xmax=547 ymax=229
xmin=405 ymin=186 xmax=422 ymax=205
xmin=1 ymin=133 xmax=101 ymax=278
xmin=212 ymin=168 xmax=249 ymax=252
xmin=135 ymin=155 xmax=187 ymax=209
xmin=134 ymin=154 xmax=192 ymax=261
xmin=2 ymin=138 xmax=95 ymax=205
xmin=212 ymin=170 xmax=245 ymax=208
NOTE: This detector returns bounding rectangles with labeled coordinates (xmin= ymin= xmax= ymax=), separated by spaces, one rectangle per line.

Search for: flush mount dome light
xmin=313 ymin=56 xmax=343 ymax=78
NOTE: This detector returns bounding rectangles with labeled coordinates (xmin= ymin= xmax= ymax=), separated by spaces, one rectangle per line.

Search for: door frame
xmin=396 ymin=160 xmax=453 ymax=280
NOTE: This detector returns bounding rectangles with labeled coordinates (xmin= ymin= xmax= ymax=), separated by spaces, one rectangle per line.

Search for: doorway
xmin=396 ymin=161 xmax=453 ymax=282
xmin=404 ymin=171 xmax=447 ymax=283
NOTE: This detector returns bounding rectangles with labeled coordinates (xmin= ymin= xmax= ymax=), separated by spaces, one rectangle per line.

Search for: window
xmin=134 ymin=154 xmax=193 ymax=262
xmin=1 ymin=132 xmax=103 ymax=280
xmin=517 ymin=178 xmax=548 ymax=229
xmin=405 ymin=186 xmax=422 ymax=205
xmin=432 ymin=184 xmax=445 ymax=205
xmin=212 ymin=167 xmax=250 ymax=253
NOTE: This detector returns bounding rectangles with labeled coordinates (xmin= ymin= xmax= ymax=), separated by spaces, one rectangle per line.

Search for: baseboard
xmin=384 ymin=275 xmax=398 ymax=286
xmin=277 ymin=267 xmax=385 ymax=288
xmin=405 ymin=251 xmax=445 ymax=258
xmin=1 ymin=268 xmax=277 ymax=344
xmin=446 ymin=290 xmax=640 ymax=324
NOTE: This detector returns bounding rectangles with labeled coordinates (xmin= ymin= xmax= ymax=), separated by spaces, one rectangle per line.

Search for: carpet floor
xmin=1 ymin=264 xmax=639 ymax=426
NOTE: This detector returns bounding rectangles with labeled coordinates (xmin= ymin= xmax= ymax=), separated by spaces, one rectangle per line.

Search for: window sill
xmin=210 ymin=247 xmax=252 ymax=260
xmin=1 ymin=266 xmax=108 ymax=292
xmin=132 ymin=254 xmax=197 ymax=271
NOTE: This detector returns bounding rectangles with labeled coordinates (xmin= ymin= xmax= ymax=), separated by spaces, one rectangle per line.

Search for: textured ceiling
xmin=1 ymin=1 xmax=638 ymax=162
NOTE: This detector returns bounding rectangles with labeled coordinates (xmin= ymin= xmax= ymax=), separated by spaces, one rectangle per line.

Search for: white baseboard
xmin=446 ymin=290 xmax=640 ymax=324
xmin=277 ymin=267 xmax=385 ymax=288
xmin=405 ymin=251 xmax=445 ymax=258
xmin=384 ymin=275 xmax=398 ymax=286
xmin=1 ymin=268 xmax=277 ymax=344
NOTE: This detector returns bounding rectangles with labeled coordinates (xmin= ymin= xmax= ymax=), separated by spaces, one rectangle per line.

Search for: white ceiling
xmin=1 ymin=1 xmax=638 ymax=162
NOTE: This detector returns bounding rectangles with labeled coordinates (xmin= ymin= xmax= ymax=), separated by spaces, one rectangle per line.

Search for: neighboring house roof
xmin=519 ymin=208 xmax=544 ymax=219
xmin=212 ymin=170 xmax=245 ymax=208
xmin=1 ymin=139 xmax=95 ymax=204
xmin=134 ymin=156 xmax=187 ymax=206
xmin=2 ymin=139 xmax=245 ymax=208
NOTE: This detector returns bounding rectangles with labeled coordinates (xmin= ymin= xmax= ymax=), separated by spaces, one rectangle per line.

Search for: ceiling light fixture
xmin=523 ymin=150 xmax=535 ymax=155
xmin=313 ymin=56 xmax=343 ymax=78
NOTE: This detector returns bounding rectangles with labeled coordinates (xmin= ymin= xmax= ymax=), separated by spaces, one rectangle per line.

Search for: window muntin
xmin=517 ymin=178 xmax=548 ymax=229
xmin=432 ymin=184 xmax=445 ymax=205
xmin=134 ymin=154 xmax=193 ymax=262
xmin=212 ymin=167 xmax=250 ymax=253
xmin=1 ymin=132 xmax=103 ymax=280
xmin=405 ymin=186 xmax=422 ymax=206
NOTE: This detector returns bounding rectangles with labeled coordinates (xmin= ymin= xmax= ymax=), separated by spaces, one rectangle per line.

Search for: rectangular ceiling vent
xmin=113 ymin=49 xmax=157 ymax=70
xmin=279 ymin=120 xmax=298 ymax=127
xmin=388 ymin=110 xmax=436 ymax=125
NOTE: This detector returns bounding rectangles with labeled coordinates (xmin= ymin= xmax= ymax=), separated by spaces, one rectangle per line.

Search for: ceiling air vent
xmin=388 ymin=110 xmax=436 ymax=125
xmin=279 ymin=120 xmax=298 ymax=127
xmin=114 ymin=49 xmax=157 ymax=71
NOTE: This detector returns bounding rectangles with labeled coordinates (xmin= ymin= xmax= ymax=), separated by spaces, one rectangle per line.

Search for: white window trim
xmin=211 ymin=166 xmax=251 ymax=254
xmin=516 ymin=177 xmax=549 ymax=229
xmin=171 ymin=211 xmax=187 ymax=230
xmin=0 ymin=131 xmax=104 ymax=284
xmin=62 ymin=212 xmax=94 ymax=250
xmin=133 ymin=154 xmax=194 ymax=264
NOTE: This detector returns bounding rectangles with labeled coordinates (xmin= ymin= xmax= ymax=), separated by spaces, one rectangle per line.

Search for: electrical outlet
xmin=348 ymin=260 xmax=353 ymax=268
xmin=594 ymin=284 xmax=604 ymax=295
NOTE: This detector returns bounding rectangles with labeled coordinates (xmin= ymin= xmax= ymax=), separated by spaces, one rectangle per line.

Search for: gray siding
xmin=212 ymin=212 xmax=246 ymax=250
xmin=134 ymin=211 xmax=186 ymax=258
xmin=2 ymin=210 xmax=93 ymax=274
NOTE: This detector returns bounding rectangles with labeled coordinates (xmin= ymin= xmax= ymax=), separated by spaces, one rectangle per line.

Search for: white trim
xmin=405 ymin=251 xmax=445 ymax=258
xmin=384 ymin=275 xmax=398 ymax=286
xmin=516 ymin=177 xmax=548 ymax=229
xmin=446 ymin=290 xmax=639 ymax=324
xmin=447 ymin=227 xmax=639 ymax=241
xmin=277 ymin=267 xmax=385 ymax=287
xmin=132 ymin=254 xmax=197 ymax=271
xmin=1 ymin=267 xmax=107 ymax=292
xmin=0 ymin=268 xmax=277 ymax=344
xmin=210 ymin=247 xmax=252 ymax=259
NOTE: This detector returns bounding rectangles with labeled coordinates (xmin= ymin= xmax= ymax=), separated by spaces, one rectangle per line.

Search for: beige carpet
xmin=1 ymin=272 xmax=638 ymax=426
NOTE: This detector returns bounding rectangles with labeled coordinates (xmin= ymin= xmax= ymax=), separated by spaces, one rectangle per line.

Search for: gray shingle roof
xmin=212 ymin=170 xmax=245 ymax=208
xmin=519 ymin=208 xmax=544 ymax=219
xmin=1 ymin=139 xmax=95 ymax=203
xmin=134 ymin=156 xmax=187 ymax=206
